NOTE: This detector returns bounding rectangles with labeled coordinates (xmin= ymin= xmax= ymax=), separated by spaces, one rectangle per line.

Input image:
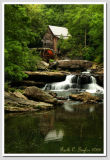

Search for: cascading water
xmin=85 ymin=76 xmax=103 ymax=94
xmin=43 ymin=73 xmax=103 ymax=95
xmin=44 ymin=75 xmax=76 ymax=91
xmin=43 ymin=71 xmax=103 ymax=113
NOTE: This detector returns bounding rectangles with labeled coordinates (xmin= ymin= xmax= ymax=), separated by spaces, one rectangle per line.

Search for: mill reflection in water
xmin=5 ymin=103 xmax=103 ymax=153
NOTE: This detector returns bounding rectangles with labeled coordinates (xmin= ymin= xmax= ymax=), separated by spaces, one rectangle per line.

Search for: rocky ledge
xmin=50 ymin=60 xmax=93 ymax=71
xmin=5 ymin=92 xmax=54 ymax=112
xmin=25 ymin=71 xmax=67 ymax=83
xmin=5 ymin=86 xmax=58 ymax=112
xmin=69 ymin=92 xmax=102 ymax=104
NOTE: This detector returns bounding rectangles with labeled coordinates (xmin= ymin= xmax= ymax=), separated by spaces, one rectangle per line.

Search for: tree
xmin=88 ymin=5 xmax=103 ymax=63
xmin=5 ymin=4 xmax=44 ymax=81
xmin=61 ymin=4 xmax=104 ymax=62
xmin=5 ymin=5 xmax=33 ymax=81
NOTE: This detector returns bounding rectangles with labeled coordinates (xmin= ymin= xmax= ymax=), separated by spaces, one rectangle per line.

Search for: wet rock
xmin=25 ymin=71 xmax=66 ymax=83
xmin=56 ymin=60 xmax=93 ymax=71
xmin=69 ymin=92 xmax=102 ymax=104
xmin=92 ymin=70 xmax=103 ymax=87
xmin=57 ymin=97 xmax=68 ymax=100
xmin=93 ymin=74 xmax=103 ymax=87
xmin=47 ymin=91 xmax=57 ymax=98
xmin=5 ymin=92 xmax=54 ymax=112
xmin=77 ymin=74 xmax=92 ymax=85
xmin=90 ymin=64 xmax=103 ymax=87
xmin=24 ymin=86 xmax=57 ymax=104
xmin=71 ymin=75 xmax=78 ymax=83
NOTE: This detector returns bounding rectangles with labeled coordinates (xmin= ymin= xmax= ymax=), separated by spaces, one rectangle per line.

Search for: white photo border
xmin=2 ymin=1 xmax=107 ymax=157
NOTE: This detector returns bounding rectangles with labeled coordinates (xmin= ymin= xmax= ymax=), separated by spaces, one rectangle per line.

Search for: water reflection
xmin=63 ymin=101 xmax=75 ymax=112
xmin=5 ymin=103 xmax=103 ymax=153
xmin=45 ymin=129 xmax=64 ymax=142
xmin=89 ymin=106 xmax=95 ymax=113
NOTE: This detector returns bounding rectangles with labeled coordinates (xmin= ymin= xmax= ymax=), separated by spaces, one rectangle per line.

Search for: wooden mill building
xmin=42 ymin=25 xmax=70 ymax=53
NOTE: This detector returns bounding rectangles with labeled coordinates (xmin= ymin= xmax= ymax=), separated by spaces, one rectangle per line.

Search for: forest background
xmin=5 ymin=4 xmax=103 ymax=82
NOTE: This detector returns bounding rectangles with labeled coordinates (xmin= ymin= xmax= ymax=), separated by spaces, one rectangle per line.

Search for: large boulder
xmin=36 ymin=61 xmax=49 ymax=70
xmin=24 ymin=86 xmax=57 ymax=104
xmin=69 ymin=92 xmax=102 ymax=104
xmin=5 ymin=92 xmax=53 ymax=112
xmin=25 ymin=71 xmax=66 ymax=83
xmin=54 ymin=60 xmax=93 ymax=71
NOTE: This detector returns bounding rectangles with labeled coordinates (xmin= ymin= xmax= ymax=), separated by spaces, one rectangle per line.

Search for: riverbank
xmin=5 ymin=60 xmax=104 ymax=113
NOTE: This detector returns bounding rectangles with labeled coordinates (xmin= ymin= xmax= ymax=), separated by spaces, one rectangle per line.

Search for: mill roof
xmin=49 ymin=25 xmax=70 ymax=39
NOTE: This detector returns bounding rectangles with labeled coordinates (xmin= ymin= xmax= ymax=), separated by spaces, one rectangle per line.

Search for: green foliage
xmin=5 ymin=40 xmax=29 ymax=81
xmin=94 ymin=54 xmax=103 ymax=64
xmin=49 ymin=59 xmax=55 ymax=63
xmin=5 ymin=82 xmax=10 ymax=92
xmin=57 ymin=36 xmax=72 ymax=55
xmin=26 ymin=50 xmax=42 ymax=71
xmin=5 ymin=4 xmax=104 ymax=83
xmin=5 ymin=4 xmax=43 ymax=82
xmin=25 ymin=5 xmax=47 ymax=47
xmin=64 ymin=4 xmax=103 ymax=63
xmin=5 ymin=5 xmax=32 ymax=81
xmin=56 ymin=4 xmax=103 ymax=63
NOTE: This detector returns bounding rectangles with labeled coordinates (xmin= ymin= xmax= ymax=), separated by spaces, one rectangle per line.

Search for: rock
xmin=92 ymin=68 xmax=103 ymax=87
xmin=90 ymin=63 xmax=103 ymax=72
xmin=13 ymin=80 xmax=45 ymax=88
xmin=24 ymin=86 xmax=57 ymax=104
xmin=76 ymin=74 xmax=92 ymax=85
xmin=53 ymin=60 xmax=93 ymax=71
xmin=5 ymin=106 xmax=38 ymax=112
xmin=25 ymin=71 xmax=66 ymax=83
xmin=69 ymin=92 xmax=102 ymax=104
xmin=57 ymin=97 xmax=68 ymax=100
xmin=90 ymin=64 xmax=103 ymax=87
xmin=93 ymin=74 xmax=103 ymax=87
xmin=49 ymin=61 xmax=58 ymax=70
xmin=5 ymin=92 xmax=54 ymax=112
xmin=90 ymin=63 xmax=99 ymax=70
xmin=36 ymin=61 xmax=49 ymax=70
xmin=47 ymin=91 xmax=57 ymax=98
xmin=13 ymin=91 xmax=28 ymax=100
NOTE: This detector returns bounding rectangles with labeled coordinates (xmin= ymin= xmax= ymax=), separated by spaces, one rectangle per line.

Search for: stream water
xmin=43 ymin=73 xmax=104 ymax=98
xmin=5 ymin=103 xmax=103 ymax=154
xmin=5 ymin=72 xmax=104 ymax=154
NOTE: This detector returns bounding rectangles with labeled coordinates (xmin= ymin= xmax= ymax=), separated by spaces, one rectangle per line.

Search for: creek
xmin=5 ymin=71 xmax=104 ymax=154
xmin=5 ymin=103 xmax=103 ymax=153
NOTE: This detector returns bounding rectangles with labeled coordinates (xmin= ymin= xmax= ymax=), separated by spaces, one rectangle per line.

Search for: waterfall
xmin=44 ymin=75 xmax=76 ymax=91
xmin=86 ymin=76 xmax=104 ymax=94
xmin=43 ymin=74 xmax=103 ymax=94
